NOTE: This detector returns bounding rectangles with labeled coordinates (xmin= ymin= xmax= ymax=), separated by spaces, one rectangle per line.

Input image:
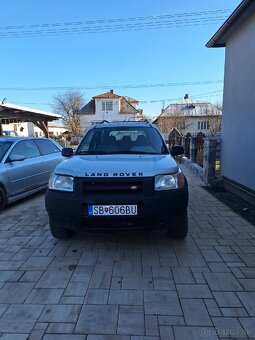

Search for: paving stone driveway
xmin=0 ymin=167 xmax=255 ymax=339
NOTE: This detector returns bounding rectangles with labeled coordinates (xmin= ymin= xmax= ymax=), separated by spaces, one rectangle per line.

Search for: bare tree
xmin=52 ymin=90 xmax=85 ymax=136
xmin=156 ymin=106 xmax=193 ymax=136
xmin=201 ymin=102 xmax=222 ymax=136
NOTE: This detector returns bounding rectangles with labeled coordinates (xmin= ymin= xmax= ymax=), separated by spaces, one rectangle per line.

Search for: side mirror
xmin=62 ymin=147 xmax=74 ymax=157
xmin=8 ymin=155 xmax=25 ymax=162
xmin=170 ymin=145 xmax=184 ymax=157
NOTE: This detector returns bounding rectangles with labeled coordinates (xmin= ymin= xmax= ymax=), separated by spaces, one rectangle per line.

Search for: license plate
xmin=88 ymin=205 xmax=138 ymax=216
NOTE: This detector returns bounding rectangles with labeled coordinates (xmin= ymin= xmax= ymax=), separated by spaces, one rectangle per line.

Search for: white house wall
xmin=221 ymin=11 xmax=255 ymax=191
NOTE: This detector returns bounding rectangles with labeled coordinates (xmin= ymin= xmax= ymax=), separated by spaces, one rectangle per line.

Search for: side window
xmin=34 ymin=140 xmax=60 ymax=155
xmin=9 ymin=140 xmax=41 ymax=159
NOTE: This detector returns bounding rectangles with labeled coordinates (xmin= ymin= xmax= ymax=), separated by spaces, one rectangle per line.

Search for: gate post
xmin=189 ymin=137 xmax=196 ymax=162
xmin=203 ymin=137 xmax=220 ymax=186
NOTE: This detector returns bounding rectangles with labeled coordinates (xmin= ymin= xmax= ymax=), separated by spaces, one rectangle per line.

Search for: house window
xmin=102 ymin=101 xmax=113 ymax=111
xmin=207 ymin=121 xmax=210 ymax=129
xmin=198 ymin=121 xmax=200 ymax=129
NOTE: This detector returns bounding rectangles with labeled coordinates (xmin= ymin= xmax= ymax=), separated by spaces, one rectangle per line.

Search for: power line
xmin=11 ymin=90 xmax=223 ymax=107
xmin=140 ymin=90 xmax=223 ymax=104
xmin=0 ymin=79 xmax=223 ymax=92
xmin=0 ymin=9 xmax=232 ymax=39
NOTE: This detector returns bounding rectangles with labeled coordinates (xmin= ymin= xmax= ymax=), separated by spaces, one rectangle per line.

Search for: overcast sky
xmin=0 ymin=0 xmax=241 ymax=117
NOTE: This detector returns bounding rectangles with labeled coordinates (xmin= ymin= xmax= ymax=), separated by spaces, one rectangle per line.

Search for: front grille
xmin=83 ymin=178 xmax=143 ymax=193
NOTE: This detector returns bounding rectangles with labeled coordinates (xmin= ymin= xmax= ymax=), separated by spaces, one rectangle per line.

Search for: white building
xmin=78 ymin=90 xmax=143 ymax=132
xmin=207 ymin=0 xmax=255 ymax=204
xmin=2 ymin=121 xmax=66 ymax=137
xmin=153 ymin=95 xmax=221 ymax=140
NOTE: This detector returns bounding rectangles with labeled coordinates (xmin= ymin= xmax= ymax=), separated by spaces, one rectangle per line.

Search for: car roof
xmin=93 ymin=121 xmax=155 ymax=129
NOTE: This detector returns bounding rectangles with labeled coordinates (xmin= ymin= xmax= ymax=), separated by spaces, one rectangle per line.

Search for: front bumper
xmin=45 ymin=177 xmax=188 ymax=232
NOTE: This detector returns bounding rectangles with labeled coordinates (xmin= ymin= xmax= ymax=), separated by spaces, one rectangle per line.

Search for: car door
xmin=34 ymin=139 xmax=62 ymax=183
xmin=5 ymin=140 xmax=44 ymax=197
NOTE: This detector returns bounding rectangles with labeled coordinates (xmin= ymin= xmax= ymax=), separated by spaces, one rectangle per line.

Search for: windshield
xmin=0 ymin=141 xmax=13 ymax=162
xmin=76 ymin=126 xmax=168 ymax=155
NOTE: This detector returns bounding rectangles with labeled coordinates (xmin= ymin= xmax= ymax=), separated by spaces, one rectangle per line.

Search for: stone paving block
xmin=151 ymin=267 xmax=171 ymax=278
xmin=176 ymin=284 xmax=212 ymax=298
xmin=0 ymin=334 xmax=29 ymax=339
xmin=212 ymin=317 xmax=247 ymax=339
xmin=20 ymin=256 xmax=53 ymax=271
xmin=0 ymin=271 xmax=24 ymax=283
xmin=108 ymin=289 xmax=143 ymax=305
xmin=204 ymin=272 xmax=243 ymax=291
xmin=208 ymin=262 xmax=231 ymax=272
xmin=213 ymin=292 xmax=242 ymax=308
xmin=118 ymin=306 xmax=145 ymax=335
xmin=0 ymin=261 xmax=23 ymax=271
xmin=89 ymin=270 xmax=112 ymax=289
xmin=0 ymin=304 xmax=44 ymax=333
xmin=121 ymin=277 xmax=153 ymax=290
xmin=239 ymin=279 xmax=255 ymax=291
xmin=201 ymin=250 xmax=223 ymax=262
xmin=19 ymin=270 xmax=43 ymax=282
xmin=75 ymin=305 xmax=118 ymax=334
xmin=158 ymin=316 xmax=185 ymax=326
xmin=114 ymin=261 xmax=142 ymax=277
xmin=87 ymin=336 xmax=130 ymax=340
xmin=46 ymin=322 xmax=75 ymax=333
xmin=173 ymin=326 xmax=219 ymax=339
xmin=35 ymin=270 xmax=72 ymax=289
xmin=85 ymin=289 xmax=109 ymax=304
xmin=25 ymin=288 xmax=63 ymax=304
xmin=63 ymin=282 xmax=88 ymax=297
xmin=60 ymin=296 xmax=84 ymax=305
xmin=236 ymin=292 xmax=255 ymax=316
xmin=171 ymin=267 xmax=195 ymax=284
xmin=153 ymin=278 xmax=175 ymax=290
xmin=238 ymin=318 xmax=255 ymax=338
xmin=204 ymin=299 xmax=222 ymax=317
xmin=221 ymin=308 xmax=249 ymax=317
xmin=0 ymin=282 xmax=34 ymax=303
xmin=47 ymin=256 xmax=80 ymax=271
xmin=39 ymin=305 xmax=81 ymax=323
xmin=43 ymin=335 xmax=85 ymax=339
xmin=144 ymin=291 xmax=182 ymax=315
xmin=159 ymin=326 xmax=174 ymax=339
xmin=28 ymin=322 xmax=48 ymax=340
xmin=181 ymin=299 xmax=212 ymax=326
xmin=240 ymin=268 xmax=255 ymax=278
xmin=145 ymin=315 xmax=159 ymax=336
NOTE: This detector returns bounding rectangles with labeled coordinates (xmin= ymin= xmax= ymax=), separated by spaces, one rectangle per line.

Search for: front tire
xmin=0 ymin=187 xmax=6 ymax=213
xmin=49 ymin=219 xmax=74 ymax=239
xmin=168 ymin=210 xmax=188 ymax=239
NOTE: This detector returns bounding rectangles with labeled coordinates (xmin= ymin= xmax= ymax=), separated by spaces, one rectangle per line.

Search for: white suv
xmin=45 ymin=121 xmax=188 ymax=239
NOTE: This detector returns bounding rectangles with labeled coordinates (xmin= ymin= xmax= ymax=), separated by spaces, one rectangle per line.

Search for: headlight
xmin=48 ymin=173 xmax=74 ymax=192
xmin=154 ymin=172 xmax=185 ymax=191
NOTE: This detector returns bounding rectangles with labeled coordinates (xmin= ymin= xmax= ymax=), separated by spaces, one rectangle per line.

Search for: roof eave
xmin=206 ymin=0 xmax=254 ymax=48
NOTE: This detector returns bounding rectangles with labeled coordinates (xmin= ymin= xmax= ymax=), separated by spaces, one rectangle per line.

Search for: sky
xmin=0 ymin=0 xmax=241 ymax=118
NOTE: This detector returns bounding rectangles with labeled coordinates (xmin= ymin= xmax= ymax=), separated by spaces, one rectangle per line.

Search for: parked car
xmin=0 ymin=137 xmax=63 ymax=212
xmin=46 ymin=121 xmax=188 ymax=240
xmin=2 ymin=130 xmax=19 ymax=137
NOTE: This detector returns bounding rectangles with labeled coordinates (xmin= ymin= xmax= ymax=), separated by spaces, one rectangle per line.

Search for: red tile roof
xmin=93 ymin=90 xmax=120 ymax=99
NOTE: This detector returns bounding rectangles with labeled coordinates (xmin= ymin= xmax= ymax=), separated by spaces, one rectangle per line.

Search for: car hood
xmin=54 ymin=154 xmax=179 ymax=177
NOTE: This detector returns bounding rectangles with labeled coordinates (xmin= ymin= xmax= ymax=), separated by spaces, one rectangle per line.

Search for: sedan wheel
xmin=0 ymin=187 xmax=6 ymax=213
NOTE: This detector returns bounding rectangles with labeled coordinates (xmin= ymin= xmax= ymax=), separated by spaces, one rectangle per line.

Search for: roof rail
xmin=99 ymin=120 xmax=110 ymax=124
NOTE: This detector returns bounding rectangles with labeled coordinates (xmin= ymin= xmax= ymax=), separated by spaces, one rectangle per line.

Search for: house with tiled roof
xmin=153 ymin=94 xmax=222 ymax=139
xmin=79 ymin=90 xmax=143 ymax=131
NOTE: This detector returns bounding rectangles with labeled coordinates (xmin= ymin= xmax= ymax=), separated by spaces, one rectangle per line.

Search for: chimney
xmin=110 ymin=89 xmax=113 ymax=94
xmin=184 ymin=94 xmax=189 ymax=100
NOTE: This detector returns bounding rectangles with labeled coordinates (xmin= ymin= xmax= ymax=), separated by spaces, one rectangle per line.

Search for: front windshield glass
xmin=76 ymin=126 xmax=168 ymax=155
xmin=0 ymin=141 xmax=13 ymax=162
